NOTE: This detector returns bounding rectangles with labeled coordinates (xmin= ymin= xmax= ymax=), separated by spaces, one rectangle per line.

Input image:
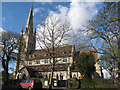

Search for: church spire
xmin=21 ymin=26 xmax=24 ymax=35
xmin=25 ymin=4 xmax=33 ymax=29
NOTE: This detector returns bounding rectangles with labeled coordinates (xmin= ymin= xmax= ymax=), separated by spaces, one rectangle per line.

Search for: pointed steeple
xmin=25 ymin=4 xmax=33 ymax=29
xmin=21 ymin=26 xmax=24 ymax=35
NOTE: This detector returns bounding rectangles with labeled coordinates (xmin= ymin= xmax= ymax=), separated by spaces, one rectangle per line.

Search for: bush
xmin=41 ymin=78 xmax=49 ymax=87
xmin=81 ymin=78 xmax=95 ymax=88
xmin=8 ymin=79 xmax=22 ymax=86
xmin=67 ymin=78 xmax=80 ymax=89
xmin=81 ymin=78 xmax=119 ymax=88
xmin=0 ymin=77 xmax=4 ymax=84
xmin=32 ymin=78 xmax=49 ymax=88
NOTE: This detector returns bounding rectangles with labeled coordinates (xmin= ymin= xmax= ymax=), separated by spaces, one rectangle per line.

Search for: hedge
xmin=67 ymin=78 xmax=80 ymax=89
xmin=32 ymin=78 xmax=49 ymax=88
xmin=81 ymin=78 xmax=119 ymax=88
xmin=0 ymin=77 xmax=4 ymax=84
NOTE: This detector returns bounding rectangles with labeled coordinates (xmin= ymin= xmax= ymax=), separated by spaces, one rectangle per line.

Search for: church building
xmin=14 ymin=5 xmax=103 ymax=80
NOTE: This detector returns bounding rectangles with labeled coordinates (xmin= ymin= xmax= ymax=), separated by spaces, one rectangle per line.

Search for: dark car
xmin=19 ymin=79 xmax=42 ymax=90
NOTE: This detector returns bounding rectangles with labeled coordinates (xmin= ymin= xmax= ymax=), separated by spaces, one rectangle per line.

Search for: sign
xmin=54 ymin=80 xmax=57 ymax=87
xmin=44 ymin=81 xmax=48 ymax=86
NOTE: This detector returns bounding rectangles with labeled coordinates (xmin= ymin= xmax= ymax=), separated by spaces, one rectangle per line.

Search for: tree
xmin=75 ymin=52 xmax=95 ymax=78
xmin=1 ymin=31 xmax=19 ymax=85
xmin=15 ymin=27 xmax=23 ymax=79
xmin=100 ymin=49 xmax=118 ymax=78
xmin=84 ymin=2 xmax=119 ymax=79
xmin=36 ymin=13 xmax=72 ymax=89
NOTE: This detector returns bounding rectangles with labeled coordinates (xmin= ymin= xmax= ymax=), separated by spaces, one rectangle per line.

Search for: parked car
xmin=19 ymin=79 xmax=42 ymax=90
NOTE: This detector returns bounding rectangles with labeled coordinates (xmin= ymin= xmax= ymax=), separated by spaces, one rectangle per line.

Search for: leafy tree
xmin=100 ymin=49 xmax=118 ymax=78
xmin=75 ymin=52 xmax=95 ymax=78
xmin=1 ymin=31 xmax=19 ymax=85
xmin=84 ymin=2 xmax=120 ymax=78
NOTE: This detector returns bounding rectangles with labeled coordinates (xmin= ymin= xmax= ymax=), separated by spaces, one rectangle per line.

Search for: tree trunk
xmin=4 ymin=67 xmax=9 ymax=85
xmin=49 ymin=58 xmax=55 ymax=90
xmin=118 ymin=2 xmax=120 ymax=88
xmin=118 ymin=33 xmax=120 ymax=88
xmin=49 ymin=29 xmax=55 ymax=90
xmin=49 ymin=66 xmax=53 ymax=90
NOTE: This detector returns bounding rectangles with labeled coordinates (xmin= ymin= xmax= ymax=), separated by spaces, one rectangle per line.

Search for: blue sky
xmin=2 ymin=2 xmax=71 ymax=34
xmin=2 ymin=1 xmax=103 ymax=34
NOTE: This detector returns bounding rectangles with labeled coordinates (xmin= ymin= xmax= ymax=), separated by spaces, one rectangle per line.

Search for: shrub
xmin=32 ymin=78 xmax=49 ymax=88
xmin=8 ymin=79 xmax=22 ymax=86
xmin=41 ymin=78 xmax=49 ymax=87
xmin=81 ymin=78 xmax=119 ymax=88
xmin=67 ymin=78 xmax=80 ymax=89
xmin=81 ymin=78 xmax=95 ymax=88
xmin=0 ymin=77 xmax=4 ymax=84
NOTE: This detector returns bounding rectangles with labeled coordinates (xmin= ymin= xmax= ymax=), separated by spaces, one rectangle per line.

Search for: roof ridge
xmin=35 ymin=45 xmax=73 ymax=51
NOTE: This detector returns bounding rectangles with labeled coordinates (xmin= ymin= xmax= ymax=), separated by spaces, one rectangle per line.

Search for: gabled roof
xmin=27 ymin=45 xmax=74 ymax=60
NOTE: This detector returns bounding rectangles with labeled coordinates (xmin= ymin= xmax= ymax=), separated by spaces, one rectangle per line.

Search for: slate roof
xmin=27 ymin=45 xmax=74 ymax=60
xmin=27 ymin=63 xmax=70 ymax=72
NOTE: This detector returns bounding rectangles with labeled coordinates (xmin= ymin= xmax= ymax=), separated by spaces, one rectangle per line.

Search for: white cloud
xmin=57 ymin=1 xmax=101 ymax=45
xmin=0 ymin=28 xmax=5 ymax=32
xmin=0 ymin=28 xmax=6 ymax=36
xmin=36 ymin=1 xmax=103 ymax=49
xmin=33 ymin=8 xmax=40 ymax=16
xmin=36 ymin=12 xmax=71 ymax=49
xmin=68 ymin=1 xmax=99 ymax=30
xmin=0 ymin=28 xmax=6 ymax=46
xmin=35 ymin=1 xmax=101 ymax=31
